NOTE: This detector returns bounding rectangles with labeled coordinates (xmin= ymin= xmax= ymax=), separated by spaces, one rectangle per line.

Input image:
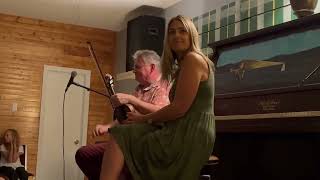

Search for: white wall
xmin=164 ymin=0 xmax=228 ymax=21
xmin=115 ymin=29 xmax=127 ymax=75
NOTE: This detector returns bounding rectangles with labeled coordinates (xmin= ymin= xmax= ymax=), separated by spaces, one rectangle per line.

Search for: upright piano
xmin=209 ymin=13 xmax=320 ymax=180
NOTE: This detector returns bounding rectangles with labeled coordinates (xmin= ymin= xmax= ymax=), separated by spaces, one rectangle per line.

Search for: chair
xmin=19 ymin=145 xmax=35 ymax=178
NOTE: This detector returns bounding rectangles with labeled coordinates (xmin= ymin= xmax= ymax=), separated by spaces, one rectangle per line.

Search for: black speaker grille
xmin=126 ymin=15 xmax=165 ymax=71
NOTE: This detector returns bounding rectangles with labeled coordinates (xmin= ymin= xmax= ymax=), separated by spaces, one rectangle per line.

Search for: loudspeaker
xmin=126 ymin=15 xmax=165 ymax=71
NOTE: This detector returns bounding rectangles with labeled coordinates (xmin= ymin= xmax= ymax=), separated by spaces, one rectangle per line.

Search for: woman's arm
xmin=111 ymin=93 xmax=166 ymax=114
xmin=127 ymin=52 xmax=209 ymax=123
xmin=128 ymin=95 xmax=166 ymax=114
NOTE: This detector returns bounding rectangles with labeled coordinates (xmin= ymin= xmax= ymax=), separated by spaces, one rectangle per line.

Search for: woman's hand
xmin=10 ymin=137 xmax=14 ymax=145
xmin=123 ymin=112 xmax=146 ymax=124
xmin=111 ymin=93 xmax=133 ymax=107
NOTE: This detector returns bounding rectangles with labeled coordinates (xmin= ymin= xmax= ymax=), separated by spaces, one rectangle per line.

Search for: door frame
xmin=36 ymin=65 xmax=90 ymax=178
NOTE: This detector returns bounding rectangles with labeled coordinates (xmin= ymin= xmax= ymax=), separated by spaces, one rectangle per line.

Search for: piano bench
xmin=200 ymin=155 xmax=219 ymax=180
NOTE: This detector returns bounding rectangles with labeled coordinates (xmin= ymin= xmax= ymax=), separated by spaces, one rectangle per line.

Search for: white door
xmin=36 ymin=65 xmax=90 ymax=180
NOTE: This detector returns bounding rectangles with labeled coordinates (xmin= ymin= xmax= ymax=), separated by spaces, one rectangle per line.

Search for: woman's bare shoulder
xmin=182 ymin=51 xmax=207 ymax=68
xmin=184 ymin=51 xmax=202 ymax=60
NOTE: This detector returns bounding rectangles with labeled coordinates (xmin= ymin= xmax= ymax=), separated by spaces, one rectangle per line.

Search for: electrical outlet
xmin=12 ymin=103 xmax=18 ymax=112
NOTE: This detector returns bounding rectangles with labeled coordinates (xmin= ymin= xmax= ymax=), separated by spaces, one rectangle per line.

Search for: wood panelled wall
xmin=0 ymin=13 xmax=116 ymax=174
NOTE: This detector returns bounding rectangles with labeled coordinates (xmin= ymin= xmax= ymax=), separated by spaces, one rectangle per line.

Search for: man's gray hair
xmin=132 ymin=50 xmax=161 ymax=69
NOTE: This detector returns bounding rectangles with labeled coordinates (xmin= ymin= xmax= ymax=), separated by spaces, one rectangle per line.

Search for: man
xmin=75 ymin=50 xmax=170 ymax=180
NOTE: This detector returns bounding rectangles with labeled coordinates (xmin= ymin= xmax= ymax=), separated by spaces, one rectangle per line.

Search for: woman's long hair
xmin=3 ymin=129 xmax=20 ymax=151
xmin=161 ymin=15 xmax=212 ymax=81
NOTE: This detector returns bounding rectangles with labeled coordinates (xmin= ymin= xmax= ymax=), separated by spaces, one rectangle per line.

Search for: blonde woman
xmin=100 ymin=15 xmax=215 ymax=180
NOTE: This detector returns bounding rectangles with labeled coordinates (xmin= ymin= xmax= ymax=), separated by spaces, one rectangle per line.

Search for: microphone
xmin=65 ymin=71 xmax=77 ymax=92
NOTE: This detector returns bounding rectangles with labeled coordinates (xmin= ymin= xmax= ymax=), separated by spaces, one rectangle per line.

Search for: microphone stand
xmin=62 ymin=81 xmax=109 ymax=180
xmin=72 ymin=82 xmax=109 ymax=98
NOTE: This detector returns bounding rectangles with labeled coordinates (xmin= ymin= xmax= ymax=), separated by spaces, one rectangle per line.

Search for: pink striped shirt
xmin=133 ymin=80 xmax=171 ymax=108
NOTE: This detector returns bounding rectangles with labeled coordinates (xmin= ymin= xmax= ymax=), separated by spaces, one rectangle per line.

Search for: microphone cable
xmin=62 ymin=91 xmax=66 ymax=180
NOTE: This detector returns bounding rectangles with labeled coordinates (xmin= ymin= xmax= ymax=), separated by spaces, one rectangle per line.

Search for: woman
xmin=100 ymin=15 xmax=215 ymax=180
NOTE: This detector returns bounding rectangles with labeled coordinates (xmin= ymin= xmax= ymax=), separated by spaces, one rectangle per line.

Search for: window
xmin=193 ymin=0 xmax=319 ymax=56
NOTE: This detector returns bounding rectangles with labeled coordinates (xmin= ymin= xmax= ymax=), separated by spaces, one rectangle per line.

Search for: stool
xmin=199 ymin=155 xmax=219 ymax=180
xmin=199 ymin=175 xmax=211 ymax=180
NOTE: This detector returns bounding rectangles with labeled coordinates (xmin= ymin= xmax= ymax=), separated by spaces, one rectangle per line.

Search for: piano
xmin=208 ymin=13 xmax=320 ymax=180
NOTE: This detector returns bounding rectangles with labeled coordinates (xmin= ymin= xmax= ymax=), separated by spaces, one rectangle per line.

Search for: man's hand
xmin=92 ymin=124 xmax=110 ymax=137
xmin=111 ymin=93 xmax=133 ymax=107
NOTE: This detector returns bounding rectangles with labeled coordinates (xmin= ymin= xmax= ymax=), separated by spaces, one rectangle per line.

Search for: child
xmin=0 ymin=129 xmax=28 ymax=180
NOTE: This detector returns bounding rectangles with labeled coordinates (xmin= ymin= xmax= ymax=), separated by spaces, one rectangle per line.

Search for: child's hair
xmin=3 ymin=129 xmax=20 ymax=148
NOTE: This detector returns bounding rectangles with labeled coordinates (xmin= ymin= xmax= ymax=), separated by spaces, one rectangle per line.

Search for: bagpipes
xmin=87 ymin=42 xmax=134 ymax=123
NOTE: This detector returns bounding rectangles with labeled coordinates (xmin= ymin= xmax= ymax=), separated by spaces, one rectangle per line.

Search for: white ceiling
xmin=0 ymin=0 xmax=181 ymax=31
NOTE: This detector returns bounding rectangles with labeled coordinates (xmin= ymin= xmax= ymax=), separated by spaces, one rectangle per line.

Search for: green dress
xmin=109 ymin=60 xmax=215 ymax=180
